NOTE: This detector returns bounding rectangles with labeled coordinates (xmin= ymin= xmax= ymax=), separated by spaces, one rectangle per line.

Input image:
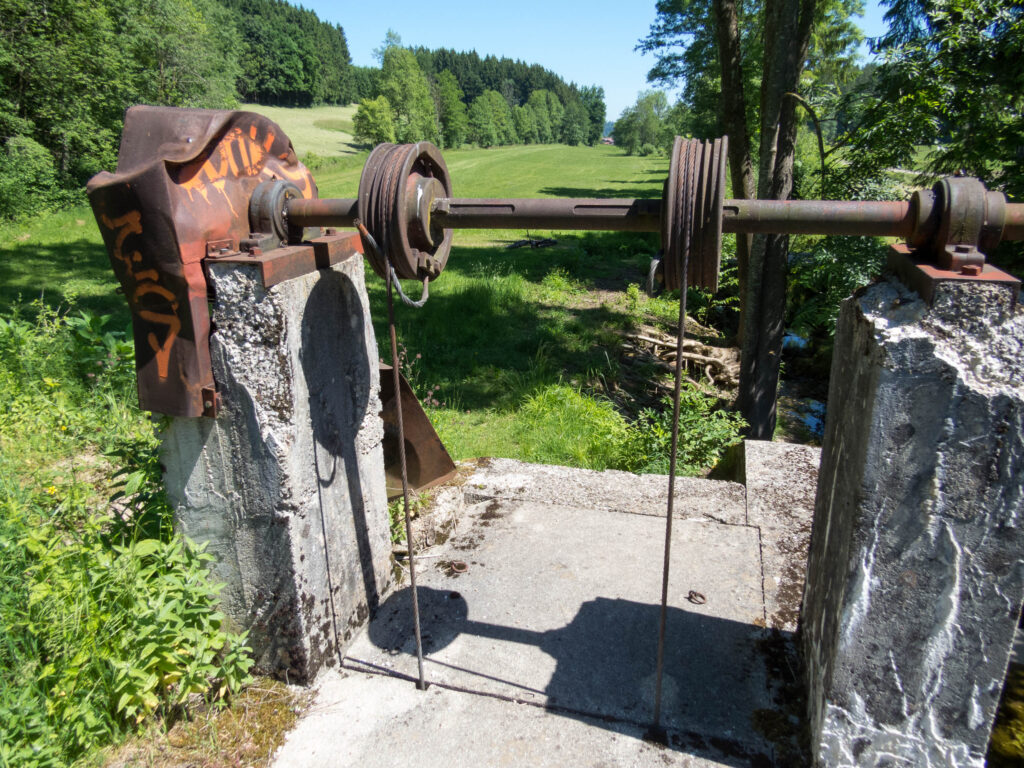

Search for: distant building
xmin=601 ymin=137 xmax=614 ymax=145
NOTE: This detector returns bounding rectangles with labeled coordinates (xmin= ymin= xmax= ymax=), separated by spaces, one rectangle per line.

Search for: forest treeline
xmin=0 ymin=0 xmax=603 ymax=219
xmin=351 ymin=41 xmax=605 ymax=149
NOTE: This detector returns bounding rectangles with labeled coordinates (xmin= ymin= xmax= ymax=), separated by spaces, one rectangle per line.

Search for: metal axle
xmin=289 ymin=195 xmax=956 ymax=239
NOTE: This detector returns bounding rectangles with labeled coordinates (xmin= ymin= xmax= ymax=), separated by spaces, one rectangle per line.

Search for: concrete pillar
xmin=801 ymin=274 xmax=1024 ymax=766
xmin=159 ymin=255 xmax=391 ymax=683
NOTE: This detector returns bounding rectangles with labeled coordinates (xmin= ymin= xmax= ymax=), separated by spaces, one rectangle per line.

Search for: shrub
xmin=619 ymin=387 xmax=746 ymax=475
xmin=0 ymin=305 xmax=253 ymax=767
xmin=0 ymin=136 xmax=63 ymax=220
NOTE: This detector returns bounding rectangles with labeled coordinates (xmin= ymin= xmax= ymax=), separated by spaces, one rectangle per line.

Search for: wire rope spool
xmin=660 ymin=137 xmax=728 ymax=293
xmin=357 ymin=142 xmax=454 ymax=282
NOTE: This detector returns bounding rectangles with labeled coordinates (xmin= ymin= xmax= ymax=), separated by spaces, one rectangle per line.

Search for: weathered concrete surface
xmin=742 ymin=441 xmax=821 ymax=632
xmin=275 ymin=457 xmax=819 ymax=766
xmin=465 ymin=457 xmax=748 ymax=525
xmin=160 ymin=256 xmax=391 ymax=682
xmin=801 ymin=276 xmax=1024 ymax=767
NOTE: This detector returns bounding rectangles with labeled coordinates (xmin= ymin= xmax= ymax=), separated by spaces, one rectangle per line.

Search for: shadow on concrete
xmin=357 ymin=585 xmax=793 ymax=767
xmin=301 ymin=269 xmax=381 ymax=665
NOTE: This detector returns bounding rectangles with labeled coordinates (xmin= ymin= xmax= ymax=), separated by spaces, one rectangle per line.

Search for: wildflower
xmin=45 ymin=485 xmax=57 ymax=495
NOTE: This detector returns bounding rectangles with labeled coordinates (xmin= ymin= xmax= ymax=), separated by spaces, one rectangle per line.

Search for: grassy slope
xmin=241 ymin=103 xmax=359 ymax=159
xmin=311 ymin=143 xmax=670 ymax=460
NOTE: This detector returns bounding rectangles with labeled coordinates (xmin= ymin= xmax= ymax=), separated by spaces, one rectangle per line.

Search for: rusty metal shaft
xmin=288 ymin=195 xmax=1023 ymax=240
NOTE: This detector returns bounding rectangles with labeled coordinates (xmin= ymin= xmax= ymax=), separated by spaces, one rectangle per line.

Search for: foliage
xmin=619 ymin=389 xmax=747 ymax=475
xmin=0 ymin=136 xmax=66 ymax=220
xmin=467 ymin=96 xmax=499 ymax=148
xmin=613 ymin=91 xmax=670 ymax=155
xmin=0 ymin=305 xmax=253 ymax=767
xmin=436 ymin=70 xmax=469 ymax=149
xmin=832 ymin=0 xmax=1024 ymax=200
xmin=219 ymin=0 xmax=353 ymax=106
xmin=353 ymin=96 xmax=396 ymax=146
xmin=378 ymin=46 xmax=439 ymax=144
xmin=483 ymin=90 xmax=518 ymax=145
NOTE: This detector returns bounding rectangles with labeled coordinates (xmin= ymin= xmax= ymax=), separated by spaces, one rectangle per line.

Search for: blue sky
xmin=305 ymin=1 xmax=891 ymax=121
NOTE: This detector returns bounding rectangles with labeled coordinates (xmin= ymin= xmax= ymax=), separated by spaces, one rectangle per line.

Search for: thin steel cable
xmin=355 ymin=217 xmax=429 ymax=691
xmin=648 ymin=141 xmax=696 ymax=742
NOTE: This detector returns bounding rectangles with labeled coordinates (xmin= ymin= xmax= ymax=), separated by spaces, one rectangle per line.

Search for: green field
xmin=241 ymin=102 xmax=359 ymax=159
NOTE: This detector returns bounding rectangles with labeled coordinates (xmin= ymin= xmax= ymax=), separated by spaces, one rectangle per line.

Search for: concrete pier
xmin=801 ymin=275 xmax=1024 ymax=766
xmin=159 ymin=255 xmax=391 ymax=682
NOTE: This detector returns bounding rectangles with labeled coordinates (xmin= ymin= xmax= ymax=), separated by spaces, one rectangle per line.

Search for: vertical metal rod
xmin=360 ymin=218 xmax=429 ymax=691
xmin=649 ymin=267 xmax=689 ymax=741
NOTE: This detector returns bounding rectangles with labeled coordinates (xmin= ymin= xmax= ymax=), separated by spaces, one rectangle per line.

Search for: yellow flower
xmin=60 ymin=425 xmax=67 ymax=431
xmin=45 ymin=486 xmax=57 ymax=495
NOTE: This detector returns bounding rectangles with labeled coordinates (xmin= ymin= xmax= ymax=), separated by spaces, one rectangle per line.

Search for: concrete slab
xmin=274 ymin=672 xmax=755 ymax=768
xmin=742 ymin=441 xmax=821 ymax=632
xmin=465 ymin=458 xmax=748 ymax=525
xmin=273 ymin=458 xmax=810 ymax=766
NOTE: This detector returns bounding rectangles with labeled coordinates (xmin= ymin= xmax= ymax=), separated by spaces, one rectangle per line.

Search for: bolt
xmin=204 ymin=400 xmax=213 ymax=409
xmin=960 ymin=264 xmax=982 ymax=276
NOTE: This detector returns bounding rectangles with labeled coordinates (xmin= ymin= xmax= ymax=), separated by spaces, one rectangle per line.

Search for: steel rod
xmin=289 ymin=195 xmax=1023 ymax=241
xmin=720 ymin=199 xmax=915 ymax=237
xmin=431 ymin=198 xmax=662 ymax=232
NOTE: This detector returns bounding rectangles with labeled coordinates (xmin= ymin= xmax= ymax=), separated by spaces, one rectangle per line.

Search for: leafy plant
xmin=619 ymin=388 xmax=746 ymax=476
xmin=0 ymin=302 xmax=253 ymax=767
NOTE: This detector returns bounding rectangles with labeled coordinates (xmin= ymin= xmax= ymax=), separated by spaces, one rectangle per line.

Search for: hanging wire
xmin=355 ymin=217 xmax=429 ymax=691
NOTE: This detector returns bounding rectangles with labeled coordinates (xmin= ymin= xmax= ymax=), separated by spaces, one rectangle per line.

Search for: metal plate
xmin=88 ymin=106 xmax=317 ymax=416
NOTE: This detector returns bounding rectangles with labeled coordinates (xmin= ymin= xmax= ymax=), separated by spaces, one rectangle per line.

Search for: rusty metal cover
xmin=379 ymin=364 xmax=457 ymax=498
xmin=87 ymin=106 xmax=318 ymax=416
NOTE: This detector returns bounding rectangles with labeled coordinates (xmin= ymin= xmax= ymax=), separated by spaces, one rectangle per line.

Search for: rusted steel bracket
xmin=887 ymin=243 xmax=1021 ymax=307
xmin=87 ymin=106 xmax=332 ymax=417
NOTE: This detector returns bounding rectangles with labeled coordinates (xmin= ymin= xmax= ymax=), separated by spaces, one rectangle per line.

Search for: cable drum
xmin=357 ymin=142 xmax=454 ymax=282
xmin=660 ymin=137 xmax=728 ymax=293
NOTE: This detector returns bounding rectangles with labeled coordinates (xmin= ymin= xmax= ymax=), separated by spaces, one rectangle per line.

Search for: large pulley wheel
xmin=661 ymin=136 xmax=728 ymax=293
xmin=358 ymin=142 xmax=454 ymax=281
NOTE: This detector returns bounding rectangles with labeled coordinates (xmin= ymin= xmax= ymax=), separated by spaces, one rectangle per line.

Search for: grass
xmin=240 ymin=103 xmax=359 ymax=160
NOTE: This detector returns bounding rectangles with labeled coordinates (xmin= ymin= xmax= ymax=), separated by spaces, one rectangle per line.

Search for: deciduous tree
xmin=378 ymin=46 xmax=439 ymax=144
xmin=353 ymin=95 xmax=396 ymax=145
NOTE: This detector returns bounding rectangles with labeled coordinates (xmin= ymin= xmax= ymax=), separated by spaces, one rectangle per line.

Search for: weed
xmin=0 ymin=304 xmax=253 ymax=768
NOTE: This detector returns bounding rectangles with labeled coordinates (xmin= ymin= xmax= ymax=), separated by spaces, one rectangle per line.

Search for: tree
xmin=378 ymin=46 xmax=438 ymax=143
xmin=545 ymin=91 xmax=565 ymax=139
xmin=484 ymin=90 xmax=518 ymax=145
xmin=512 ymin=105 xmax=539 ymax=144
xmin=561 ymin=99 xmax=590 ymax=145
xmin=833 ymin=0 xmax=1024 ymax=200
xmin=436 ymin=70 xmax=468 ymax=148
xmin=612 ymin=90 xmax=669 ymax=154
xmin=353 ymin=96 xmax=396 ymax=145
xmin=579 ymin=86 xmax=607 ymax=145
xmin=467 ymin=96 xmax=498 ymax=147
xmin=527 ymin=91 xmax=554 ymax=143
xmin=373 ymin=29 xmax=402 ymax=64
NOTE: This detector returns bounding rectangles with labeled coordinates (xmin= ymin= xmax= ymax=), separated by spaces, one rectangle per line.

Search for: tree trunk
xmin=736 ymin=0 xmax=818 ymax=438
xmin=712 ymin=0 xmax=755 ymax=346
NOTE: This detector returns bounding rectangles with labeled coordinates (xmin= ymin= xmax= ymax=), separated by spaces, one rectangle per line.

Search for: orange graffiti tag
xmin=101 ymin=211 xmax=181 ymax=380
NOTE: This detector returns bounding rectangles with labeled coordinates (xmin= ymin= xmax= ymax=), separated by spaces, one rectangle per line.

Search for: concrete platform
xmin=273 ymin=447 xmax=820 ymax=767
